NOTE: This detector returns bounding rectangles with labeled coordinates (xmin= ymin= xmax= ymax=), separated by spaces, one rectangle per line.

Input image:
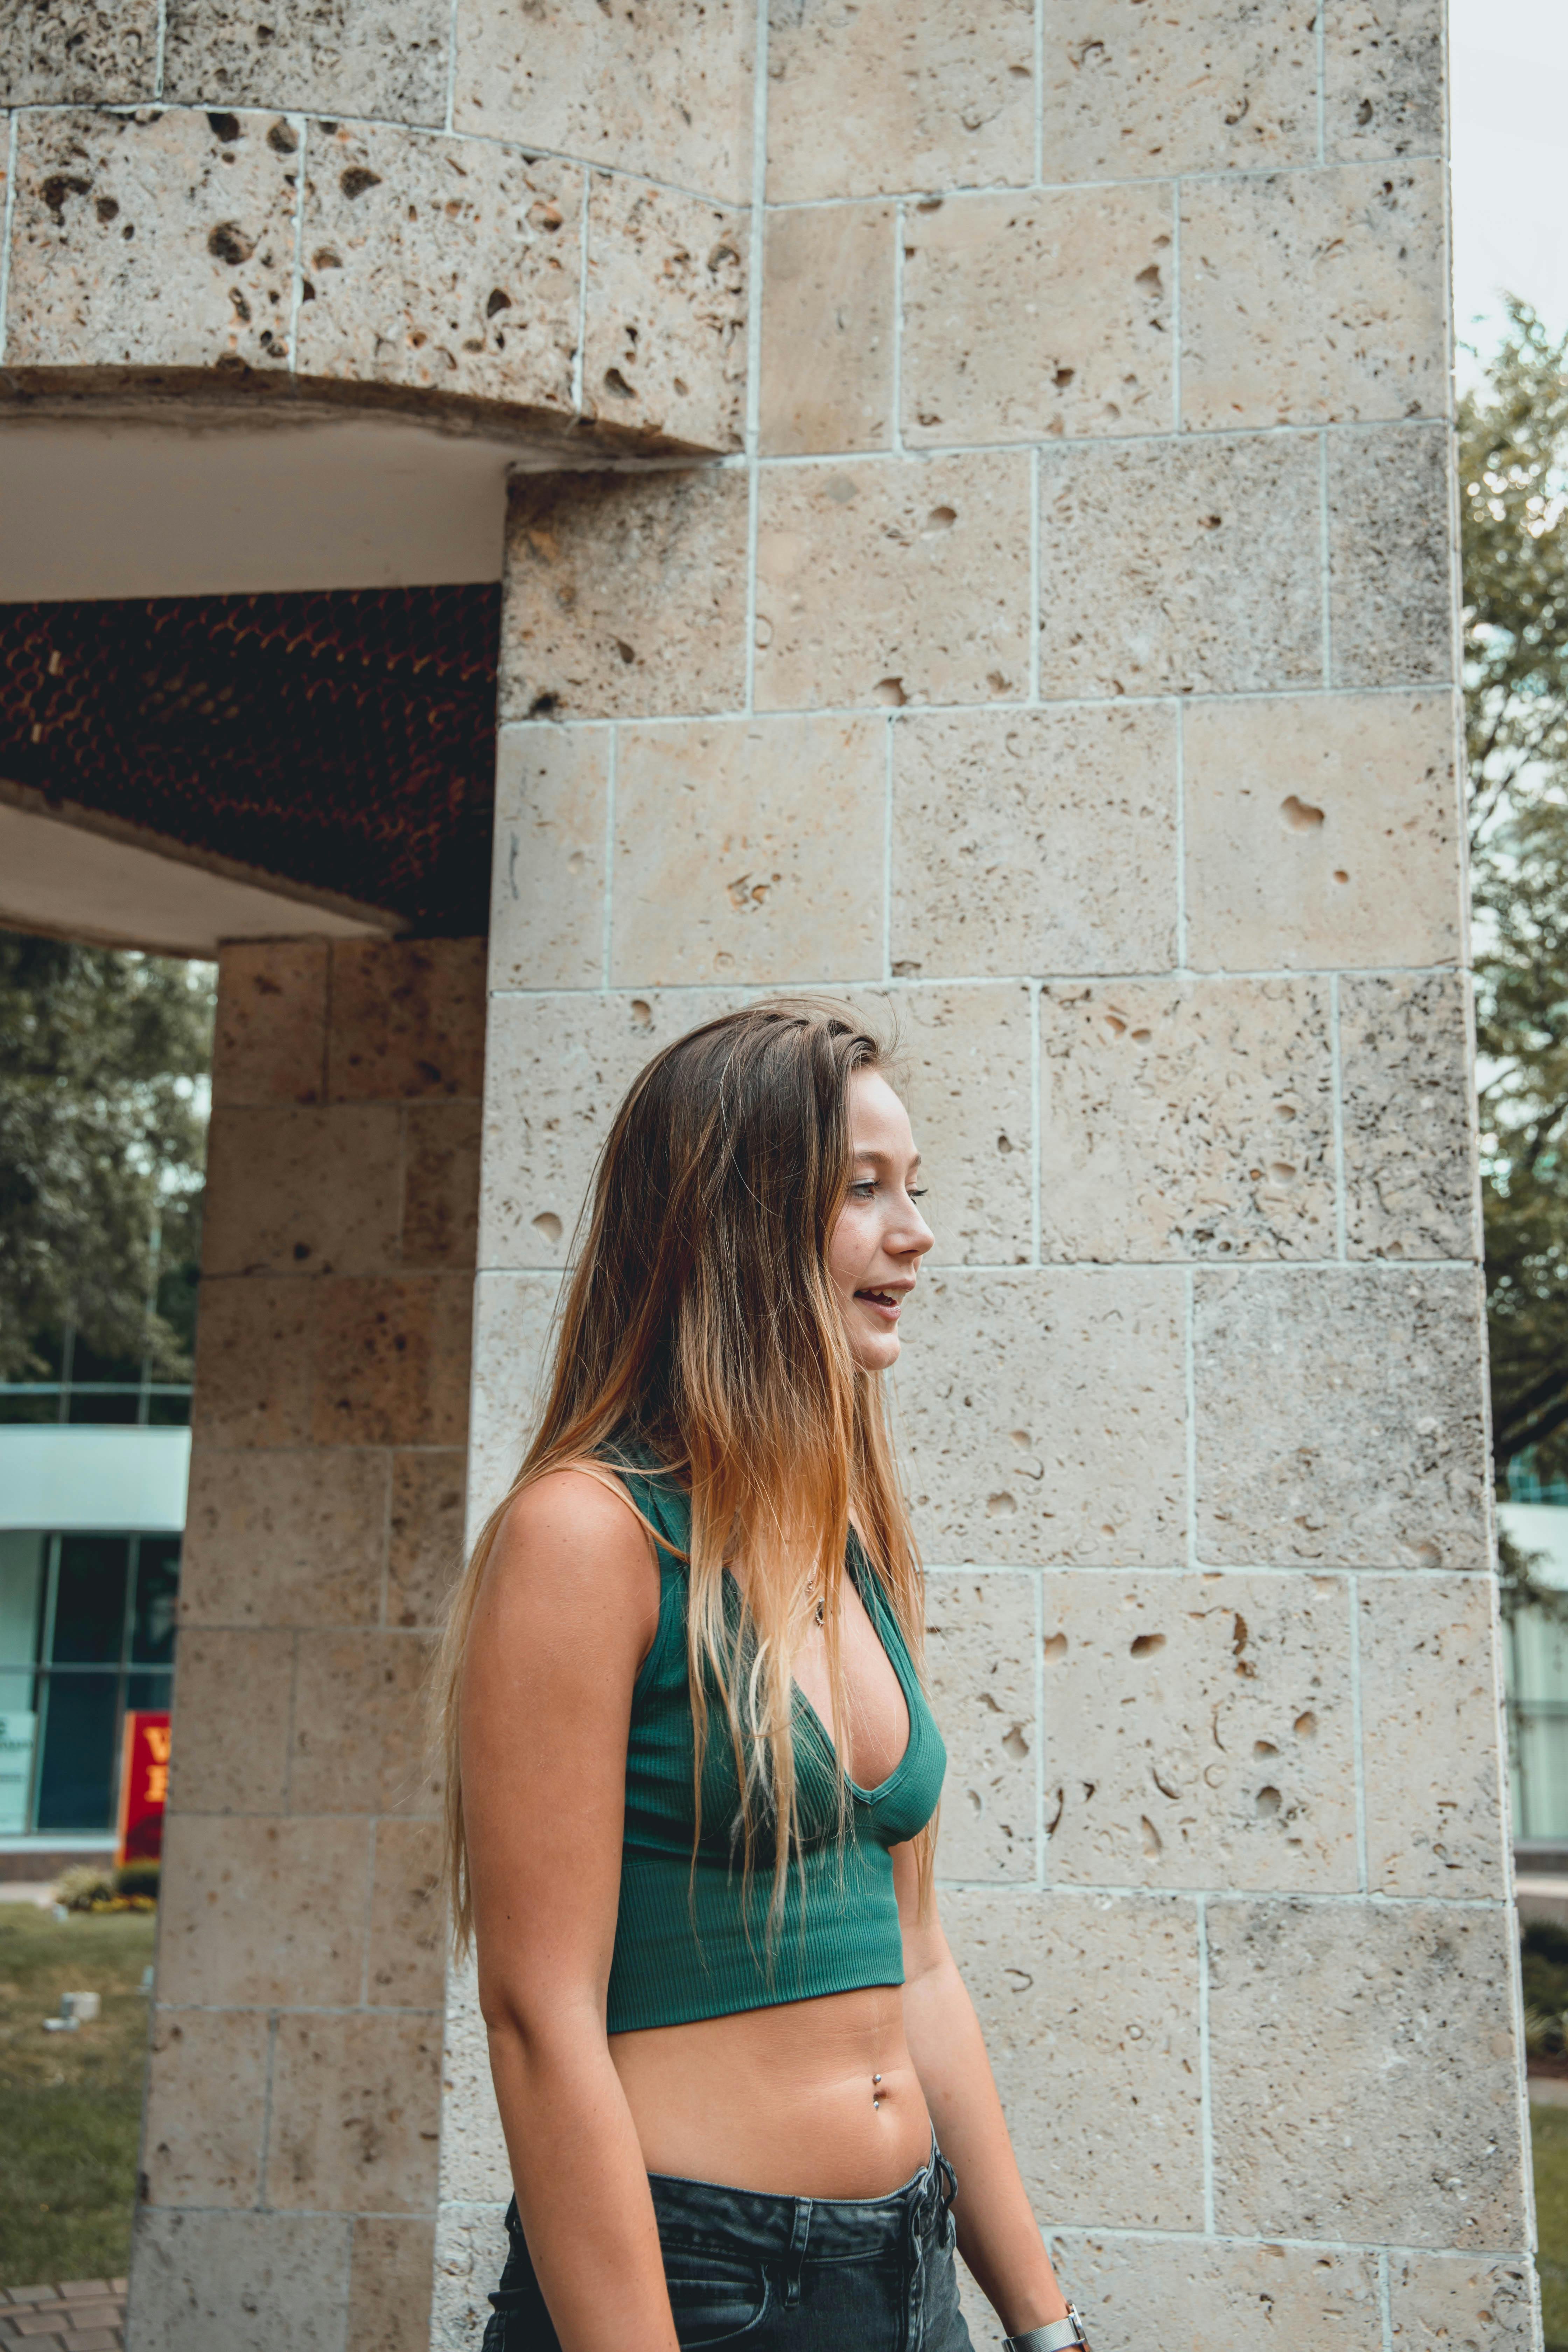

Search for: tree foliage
xmin=0 ymin=929 xmax=214 ymax=1385
xmin=1463 ymin=301 xmax=1568 ymax=1485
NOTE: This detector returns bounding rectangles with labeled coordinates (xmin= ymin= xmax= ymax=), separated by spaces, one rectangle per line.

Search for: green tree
xmin=0 ymin=929 xmax=214 ymax=1386
xmin=1463 ymin=301 xmax=1568 ymax=1494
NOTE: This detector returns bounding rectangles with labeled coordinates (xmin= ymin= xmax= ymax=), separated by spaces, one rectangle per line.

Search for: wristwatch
xmin=1003 ymin=2308 xmax=1090 ymax=2352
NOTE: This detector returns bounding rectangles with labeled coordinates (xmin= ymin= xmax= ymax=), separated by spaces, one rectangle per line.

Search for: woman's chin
xmin=851 ymin=1325 xmax=902 ymax=1374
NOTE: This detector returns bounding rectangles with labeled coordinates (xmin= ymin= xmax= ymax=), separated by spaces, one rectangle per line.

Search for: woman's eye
xmin=849 ymin=1181 xmax=876 ymax=1199
xmin=909 ymin=1187 xmax=929 ymax=1201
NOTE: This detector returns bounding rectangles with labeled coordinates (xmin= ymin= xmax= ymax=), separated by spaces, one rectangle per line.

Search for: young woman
xmin=436 ymin=1003 xmax=1091 ymax=2352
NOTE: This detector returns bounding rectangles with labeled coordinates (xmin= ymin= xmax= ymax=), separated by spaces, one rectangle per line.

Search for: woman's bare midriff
xmin=610 ymin=1983 xmax=931 ymax=2200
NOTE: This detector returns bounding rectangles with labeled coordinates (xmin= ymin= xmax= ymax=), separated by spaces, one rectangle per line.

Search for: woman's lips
xmin=855 ymin=1289 xmax=904 ymax=1321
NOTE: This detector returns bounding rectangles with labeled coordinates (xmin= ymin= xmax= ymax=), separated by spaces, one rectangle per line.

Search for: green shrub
xmin=55 ymin=1865 xmax=114 ymax=1913
xmin=52 ymin=1862 xmax=156 ymax=1915
xmin=1521 ymin=1925 xmax=1568 ymax=2057
xmin=1524 ymin=1923 xmax=1568 ymax=2021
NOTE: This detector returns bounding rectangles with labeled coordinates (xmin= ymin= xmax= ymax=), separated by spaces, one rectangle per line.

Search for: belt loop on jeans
xmin=936 ymin=2148 xmax=958 ymax=2222
xmin=781 ymin=2196 xmax=812 ymax=2308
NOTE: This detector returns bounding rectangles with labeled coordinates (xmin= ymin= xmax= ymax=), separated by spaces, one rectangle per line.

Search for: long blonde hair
xmin=435 ymin=999 xmax=934 ymax=1954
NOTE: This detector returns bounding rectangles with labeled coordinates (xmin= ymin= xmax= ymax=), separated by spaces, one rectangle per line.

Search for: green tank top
xmin=602 ymin=1449 xmax=947 ymax=2034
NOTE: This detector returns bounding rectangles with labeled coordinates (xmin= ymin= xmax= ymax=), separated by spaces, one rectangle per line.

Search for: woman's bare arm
xmin=893 ymin=1843 xmax=1071 ymax=2340
xmin=461 ymin=1468 xmax=679 ymax=2352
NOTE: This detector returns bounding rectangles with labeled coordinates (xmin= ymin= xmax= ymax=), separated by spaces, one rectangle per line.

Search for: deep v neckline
xmin=791 ymin=1546 xmax=916 ymax=1803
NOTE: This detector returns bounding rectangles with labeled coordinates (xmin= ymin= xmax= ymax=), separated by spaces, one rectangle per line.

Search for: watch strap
xmin=1003 ymin=2306 xmax=1090 ymax=2352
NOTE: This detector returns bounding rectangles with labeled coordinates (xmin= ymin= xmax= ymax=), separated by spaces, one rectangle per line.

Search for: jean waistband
xmin=646 ymin=2136 xmax=957 ymax=2265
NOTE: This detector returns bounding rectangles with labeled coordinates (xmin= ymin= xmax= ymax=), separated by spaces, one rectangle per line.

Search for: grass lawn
xmin=0 ymin=1906 xmax=155 ymax=2290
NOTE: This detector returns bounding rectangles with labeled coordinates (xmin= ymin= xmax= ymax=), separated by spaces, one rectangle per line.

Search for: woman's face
xmin=827 ymin=1068 xmax=934 ymax=1373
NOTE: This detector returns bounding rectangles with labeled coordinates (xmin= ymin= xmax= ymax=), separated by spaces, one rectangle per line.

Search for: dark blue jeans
xmin=482 ymin=2141 xmax=975 ymax=2350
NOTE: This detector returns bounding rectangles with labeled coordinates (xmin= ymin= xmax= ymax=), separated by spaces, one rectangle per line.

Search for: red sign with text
xmin=117 ymin=1712 xmax=170 ymax=1865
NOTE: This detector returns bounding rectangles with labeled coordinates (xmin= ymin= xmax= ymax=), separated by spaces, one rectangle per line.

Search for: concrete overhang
xmin=0 ymin=413 xmax=516 ymax=602
xmin=0 ymin=415 xmax=510 ymax=951
xmin=0 ymin=780 xmax=399 ymax=957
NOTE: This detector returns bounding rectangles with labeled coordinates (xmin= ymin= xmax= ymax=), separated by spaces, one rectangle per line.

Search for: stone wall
xmin=446 ymin=2 xmax=1539 ymax=2347
xmin=128 ymin=937 xmax=485 ymax=2352
xmin=0 ymin=6 xmax=749 ymax=449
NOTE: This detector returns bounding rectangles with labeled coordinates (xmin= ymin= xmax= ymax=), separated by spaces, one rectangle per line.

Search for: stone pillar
xmin=130 ymin=937 xmax=485 ymax=2352
xmin=446 ymin=4 xmax=1539 ymax=2348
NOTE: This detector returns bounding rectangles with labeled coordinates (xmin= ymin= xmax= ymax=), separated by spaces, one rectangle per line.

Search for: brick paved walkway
xmin=0 ymin=2283 xmax=126 ymax=2350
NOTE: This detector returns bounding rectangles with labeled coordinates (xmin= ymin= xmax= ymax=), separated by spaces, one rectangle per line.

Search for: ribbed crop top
xmin=601 ymin=1449 xmax=947 ymax=2035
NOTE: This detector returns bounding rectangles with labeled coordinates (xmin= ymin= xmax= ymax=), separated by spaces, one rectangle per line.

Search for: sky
xmin=1451 ymin=0 xmax=1568 ymax=370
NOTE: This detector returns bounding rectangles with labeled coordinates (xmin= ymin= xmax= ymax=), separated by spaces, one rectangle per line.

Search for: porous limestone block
xmin=1207 ymin=1898 xmax=1527 ymax=2246
xmin=1038 ymin=435 xmax=1321 ymax=698
xmin=1325 ymin=0 xmax=1446 ymax=162
xmin=581 ymin=176 xmax=746 ymax=453
xmin=1043 ymin=1572 xmax=1357 ymax=1893
xmin=466 ymin=1272 xmax=564 ymax=1531
xmin=348 ymin=2217 xmax=437 ymax=2352
xmin=202 ymin=1105 xmax=403 ymax=1278
xmin=1329 ymin=424 xmax=1454 ymax=687
xmin=387 ymin=1450 xmax=468 ymax=1628
xmin=452 ymin=0 xmax=753 ymax=203
xmin=289 ymin=1630 xmax=440 ymax=1816
xmin=367 ymin=1819 xmax=447 ymax=2008
xmin=190 ymin=1279 xmax=315 ymax=1449
xmin=8 ymin=107 xmax=298 ymax=370
xmin=896 ymin=1268 xmax=1186 ymax=1567
xmin=962 ymin=2234 xmax=1386 ymax=2352
xmin=1180 ymin=161 xmax=1447 ymax=429
xmin=943 ymin=1889 xmax=1205 ymax=2230
xmin=432 ymin=2202 xmax=511 ymax=2352
xmin=1358 ymin=1576 xmax=1510 ymax=1898
xmin=1341 ymin=972 xmax=1478 ymax=1261
xmin=180 ymin=1445 xmax=390 ymax=1625
xmin=266 ymin=2012 xmax=443 ymax=2213
xmin=890 ymin=705 xmax=1178 ymax=980
xmin=212 ymin=940 xmax=329 ymax=1107
xmin=1038 ymin=0 xmax=1319 ymax=180
xmin=900 ymin=184 xmax=1174 ymax=446
xmin=164 ymin=0 xmax=448 ymax=124
xmin=502 ymin=470 xmax=749 ymax=722
xmin=402 ymin=1101 xmax=483 ymax=1271
xmin=438 ymin=1950 xmax=512 ymax=2205
xmin=1182 ymin=692 xmax=1462 ymax=971
xmin=926 ymin=1571 xmax=1038 ymax=1883
xmin=141 ymin=2009 xmax=271 ymax=2208
xmin=127 ymin=2211 xmax=351 ymax=2352
xmin=1387 ymin=2252 xmax=1538 ymax=2348
xmin=295 ymin=124 xmax=578 ymax=412
xmin=754 ymin=452 xmax=1031 ymax=710
xmin=867 ymin=982 xmax=1035 ymax=1268
xmin=0 ymin=0 xmax=157 ymax=103
xmin=310 ymin=1274 xmax=474 ymax=1447
xmin=158 ymin=1814 xmax=371 ymax=2005
xmin=167 ymin=1629 xmax=294 ymax=1812
xmin=760 ymin=203 xmax=896 ymax=456
xmin=489 ymin=724 xmax=609 ymax=994
xmin=478 ymin=990 xmax=749 ymax=1273
xmin=1194 ymin=1268 xmax=1490 ymax=1568
xmin=326 ymin=939 xmax=486 ymax=1104
xmin=1037 ymin=977 xmax=1335 ymax=1263
xmin=765 ymin=0 xmax=1035 ymax=203
xmin=609 ymin=715 xmax=886 ymax=987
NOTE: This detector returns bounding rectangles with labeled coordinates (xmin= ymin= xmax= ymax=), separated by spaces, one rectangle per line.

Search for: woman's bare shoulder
xmin=488 ymin=1464 xmax=661 ymax=1616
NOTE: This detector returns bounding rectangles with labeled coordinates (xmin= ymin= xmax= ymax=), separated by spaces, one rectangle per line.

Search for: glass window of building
xmin=0 ymin=1528 xmax=179 ymax=1834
